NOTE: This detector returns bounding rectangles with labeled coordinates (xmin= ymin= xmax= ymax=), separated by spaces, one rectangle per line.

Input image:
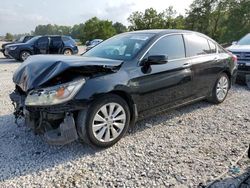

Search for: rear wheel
xmin=77 ymin=94 xmax=130 ymax=148
xmin=20 ymin=51 xmax=31 ymax=61
xmin=63 ymin=49 xmax=72 ymax=55
xmin=208 ymin=73 xmax=229 ymax=104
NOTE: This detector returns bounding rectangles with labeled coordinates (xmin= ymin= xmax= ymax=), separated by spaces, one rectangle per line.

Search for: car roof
xmin=127 ymin=29 xmax=203 ymax=36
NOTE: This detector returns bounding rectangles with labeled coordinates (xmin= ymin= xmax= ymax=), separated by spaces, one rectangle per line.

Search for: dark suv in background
xmin=1 ymin=35 xmax=34 ymax=58
xmin=5 ymin=35 xmax=78 ymax=61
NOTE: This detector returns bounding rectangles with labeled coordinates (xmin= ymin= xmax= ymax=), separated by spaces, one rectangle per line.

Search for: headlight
xmin=9 ymin=46 xmax=17 ymax=50
xmin=25 ymin=79 xmax=85 ymax=106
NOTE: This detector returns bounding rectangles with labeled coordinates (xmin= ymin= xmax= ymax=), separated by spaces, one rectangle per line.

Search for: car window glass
xmin=184 ymin=34 xmax=210 ymax=57
xmin=147 ymin=35 xmax=185 ymax=60
xmin=238 ymin=34 xmax=250 ymax=45
xmin=51 ymin=37 xmax=62 ymax=47
xmin=83 ymin=33 xmax=154 ymax=61
xmin=37 ymin=37 xmax=49 ymax=48
xmin=218 ymin=45 xmax=226 ymax=53
xmin=62 ymin=36 xmax=70 ymax=42
xmin=208 ymin=40 xmax=217 ymax=53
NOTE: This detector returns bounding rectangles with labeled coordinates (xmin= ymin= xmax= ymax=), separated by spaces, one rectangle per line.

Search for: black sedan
xmin=10 ymin=29 xmax=237 ymax=147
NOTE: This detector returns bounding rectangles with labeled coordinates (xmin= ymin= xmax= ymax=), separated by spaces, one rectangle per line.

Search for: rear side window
xmin=62 ymin=36 xmax=70 ymax=42
xmin=63 ymin=36 xmax=76 ymax=45
xmin=218 ymin=45 xmax=226 ymax=53
xmin=184 ymin=34 xmax=210 ymax=57
xmin=148 ymin=35 xmax=185 ymax=60
xmin=51 ymin=37 xmax=63 ymax=47
xmin=208 ymin=40 xmax=217 ymax=53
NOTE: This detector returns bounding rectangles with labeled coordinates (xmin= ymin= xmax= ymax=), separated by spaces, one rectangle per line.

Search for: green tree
xmin=34 ymin=24 xmax=72 ymax=35
xmin=128 ymin=8 xmax=165 ymax=30
xmin=113 ymin=22 xmax=127 ymax=34
xmin=127 ymin=7 xmax=184 ymax=31
xmin=222 ymin=0 xmax=250 ymax=42
xmin=5 ymin=33 xmax=14 ymax=41
xmin=80 ymin=17 xmax=116 ymax=43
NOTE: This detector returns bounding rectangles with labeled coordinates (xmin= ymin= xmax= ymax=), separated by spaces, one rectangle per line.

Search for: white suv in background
xmin=228 ymin=34 xmax=250 ymax=84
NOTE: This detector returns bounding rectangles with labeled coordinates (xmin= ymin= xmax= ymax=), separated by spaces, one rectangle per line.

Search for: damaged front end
xmin=10 ymin=80 xmax=86 ymax=145
xmin=10 ymin=55 xmax=123 ymax=145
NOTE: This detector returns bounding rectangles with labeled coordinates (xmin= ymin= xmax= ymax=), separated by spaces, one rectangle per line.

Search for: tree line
xmin=5 ymin=0 xmax=250 ymax=44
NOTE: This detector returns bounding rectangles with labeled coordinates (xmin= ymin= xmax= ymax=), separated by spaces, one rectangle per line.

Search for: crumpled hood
xmin=227 ymin=45 xmax=250 ymax=52
xmin=13 ymin=55 xmax=123 ymax=92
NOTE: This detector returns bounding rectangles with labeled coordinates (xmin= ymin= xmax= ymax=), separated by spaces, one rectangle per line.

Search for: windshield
xmin=26 ymin=36 xmax=40 ymax=44
xmin=83 ymin=33 xmax=154 ymax=61
xmin=238 ymin=34 xmax=250 ymax=45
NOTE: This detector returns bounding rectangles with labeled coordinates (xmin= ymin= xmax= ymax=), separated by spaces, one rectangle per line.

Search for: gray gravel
xmin=0 ymin=50 xmax=250 ymax=187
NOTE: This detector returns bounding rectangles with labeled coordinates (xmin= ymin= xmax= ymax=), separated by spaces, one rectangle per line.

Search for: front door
xmin=130 ymin=34 xmax=194 ymax=114
xmin=35 ymin=36 xmax=49 ymax=54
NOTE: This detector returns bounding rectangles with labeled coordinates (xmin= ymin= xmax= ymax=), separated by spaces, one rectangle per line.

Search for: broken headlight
xmin=25 ymin=79 xmax=85 ymax=106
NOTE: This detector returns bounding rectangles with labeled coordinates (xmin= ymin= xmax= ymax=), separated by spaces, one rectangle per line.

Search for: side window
xmin=184 ymin=34 xmax=210 ymax=57
xmin=62 ymin=36 xmax=70 ymax=42
xmin=37 ymin=37 xmax=49 ymax=48
xmin=148 ymin=35 xmax=185 ymax=60
xmin=51 ymin=37 xmax=63 ymax=48
xmin=208 ymin=40 xmax=217 ymax=53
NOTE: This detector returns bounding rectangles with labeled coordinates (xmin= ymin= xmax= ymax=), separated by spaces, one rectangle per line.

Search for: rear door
xmin=183 ymin=34 xmax=219 ymax=97
xmin=132 ymin=34 xmax=194 ymax=113
xmin=34 ymin=36 xmax=49 ymax=54
xmin=50 ymin=36 xmax=63 ymax=54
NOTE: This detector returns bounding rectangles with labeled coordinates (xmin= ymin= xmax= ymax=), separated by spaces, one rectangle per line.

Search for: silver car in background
xmin=228 ymin=33 xmax=250 ymax=84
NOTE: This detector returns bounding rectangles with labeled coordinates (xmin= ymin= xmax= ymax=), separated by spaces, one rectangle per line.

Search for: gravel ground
xmin=0 ymin=45 xmax=250 ymax=187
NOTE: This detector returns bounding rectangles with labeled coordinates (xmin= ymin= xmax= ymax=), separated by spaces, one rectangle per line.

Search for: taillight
xmin=232 ymin=54 xmax=237 ymax=64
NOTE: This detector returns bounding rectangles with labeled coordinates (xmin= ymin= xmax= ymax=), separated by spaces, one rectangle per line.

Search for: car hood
xmin=5 ymin=43 xmax=26 ymax=48
xmin=227 ymin=45 xmax=250 ymax=52
xmin=13 ymin=55 xmax=123 ymax=92
xmin=2 ymin=42 xmax=15 ymax=48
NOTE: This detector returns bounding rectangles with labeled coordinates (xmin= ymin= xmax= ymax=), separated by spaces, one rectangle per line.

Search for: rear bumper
xmin=236 ymin=70 xmax=250 ymax=83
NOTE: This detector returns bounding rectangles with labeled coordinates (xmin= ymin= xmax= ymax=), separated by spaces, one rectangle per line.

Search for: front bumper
xmin=9 ymin=90 xmax=86 ymax=145
xmin=237 ymin=63 xmax=250 ymax=83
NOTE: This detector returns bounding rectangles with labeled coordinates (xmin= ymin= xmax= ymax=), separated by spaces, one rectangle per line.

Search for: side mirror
xmin=232 ymin=41 xmax=237 ymax=45
xmin=142 ymin=55 xmax=168 ymax=66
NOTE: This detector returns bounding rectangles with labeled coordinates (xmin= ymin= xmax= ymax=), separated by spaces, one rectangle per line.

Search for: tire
xmin=77 ymin=94 xmax=131 ymax=148
xmin=207 ymin=73 xmax=230 ymax=104
xmin=63 ymin=49 xmax=72 ymax=55
xmin=19 ymin=51 xmax=31 ymax=61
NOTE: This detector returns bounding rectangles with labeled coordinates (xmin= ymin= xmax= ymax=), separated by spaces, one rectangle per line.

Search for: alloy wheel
xmin=92 ymin=102 xmax=126 ymax=143
xmin=216 ymin=75 xmax=229 ymax=101
xmin=21 ymin=51 xmax=30 ymax=61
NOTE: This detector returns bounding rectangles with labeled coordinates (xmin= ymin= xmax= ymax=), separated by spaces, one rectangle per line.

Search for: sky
xmin=0 ymin=0 xmax=193 ymax=35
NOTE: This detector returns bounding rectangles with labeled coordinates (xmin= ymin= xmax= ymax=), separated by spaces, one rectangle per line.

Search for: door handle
xmin=182 ymin=63 xmax=191 ymax=68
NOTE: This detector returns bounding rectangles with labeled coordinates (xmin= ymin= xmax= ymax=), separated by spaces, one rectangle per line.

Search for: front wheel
xmin=20 ymin=51 xmax=31 ymax=61
xmin=77 ymin=94 xmax=131 ymax=148
xmin=207 ymin=73 xmax=230 ymax=104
